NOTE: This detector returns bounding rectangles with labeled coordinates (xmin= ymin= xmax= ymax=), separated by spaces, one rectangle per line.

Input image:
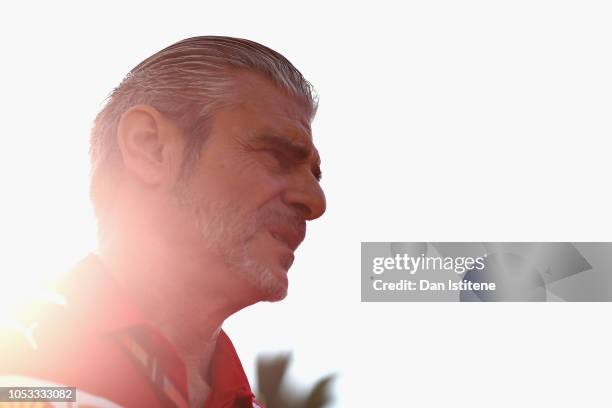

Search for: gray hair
xmin=89 ymin=36 xmax=318 ymax=234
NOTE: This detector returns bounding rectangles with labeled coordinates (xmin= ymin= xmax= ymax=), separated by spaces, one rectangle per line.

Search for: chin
xmin=256 ymin=265 xmax=289 ymax=302
xmin=234 ymin=259 xmax=289 ymax=303
xmin=261 ymin=287 xmax=288 ymax=303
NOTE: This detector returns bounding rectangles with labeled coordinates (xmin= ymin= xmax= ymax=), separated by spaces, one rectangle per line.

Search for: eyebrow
xmin=254 ymin=133 xmax=322 ymax=181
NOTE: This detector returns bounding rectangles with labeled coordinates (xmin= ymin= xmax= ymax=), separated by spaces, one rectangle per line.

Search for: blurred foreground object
xmin=256 ymin=353 xmax=335 ymax=408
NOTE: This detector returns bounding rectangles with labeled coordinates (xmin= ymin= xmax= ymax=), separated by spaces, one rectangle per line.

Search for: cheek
xmin=243 ymin=175 xmax=285 ymax=211
xmin=193 ymin=153 xmax=285 ymax=209
xmin=229 ymin=163 xmax=286 ymax=209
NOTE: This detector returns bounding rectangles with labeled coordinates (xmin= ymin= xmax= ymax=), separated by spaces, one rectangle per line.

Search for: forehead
xmin=230 ymin=71 xmax=314 ymax=142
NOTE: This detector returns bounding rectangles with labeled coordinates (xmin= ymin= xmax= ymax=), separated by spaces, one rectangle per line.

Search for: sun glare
xmin=1 ymin=131 xmax=96 ymax=340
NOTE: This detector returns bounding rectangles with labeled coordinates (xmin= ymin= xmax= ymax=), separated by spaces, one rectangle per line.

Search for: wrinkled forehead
xmin=230 ymin=71 xmax=315 ymax=141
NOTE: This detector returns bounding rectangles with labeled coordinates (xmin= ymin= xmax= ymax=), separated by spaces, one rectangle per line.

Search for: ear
xmin=116 ymin=104 xmax=181 ymax=186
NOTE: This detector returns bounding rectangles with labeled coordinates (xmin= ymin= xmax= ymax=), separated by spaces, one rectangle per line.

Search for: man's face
xmin=173 ymin=72 xmax=326 ymax=302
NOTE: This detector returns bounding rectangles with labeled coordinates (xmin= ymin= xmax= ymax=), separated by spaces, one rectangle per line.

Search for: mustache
xmin=256 ymin=207 xmax=306 ymax=242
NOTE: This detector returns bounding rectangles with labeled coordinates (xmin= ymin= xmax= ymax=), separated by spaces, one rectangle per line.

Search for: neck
xmin=97 ymin=209 xmax=258 ymax=388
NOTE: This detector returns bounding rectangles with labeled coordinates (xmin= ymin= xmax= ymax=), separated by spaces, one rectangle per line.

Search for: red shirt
xmin=0 ymin=255 xmax=264 ymax=408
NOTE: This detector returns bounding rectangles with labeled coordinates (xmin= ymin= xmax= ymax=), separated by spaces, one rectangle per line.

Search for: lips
xmin=268 ymin=222 xmax=305 ymax=251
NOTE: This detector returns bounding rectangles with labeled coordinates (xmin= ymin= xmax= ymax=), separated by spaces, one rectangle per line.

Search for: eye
xmin=261 ymin=148 xmax=289 ymax=166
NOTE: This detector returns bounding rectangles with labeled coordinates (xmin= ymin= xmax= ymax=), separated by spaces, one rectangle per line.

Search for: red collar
xmin=59 ymin=254 xmax=257 ymax=407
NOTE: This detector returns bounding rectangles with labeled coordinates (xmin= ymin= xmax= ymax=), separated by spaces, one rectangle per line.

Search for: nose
xmin=282 ymin=173 xmax=326 ymax=221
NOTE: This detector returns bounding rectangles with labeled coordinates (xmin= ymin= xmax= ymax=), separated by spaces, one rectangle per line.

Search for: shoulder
xmin=0 ymin=292 xmax=143 ymax=407
xmin=0 ymin=299 xmax=84 ymax=374
xmin=0 ymin=256 xmax=117 ymax=381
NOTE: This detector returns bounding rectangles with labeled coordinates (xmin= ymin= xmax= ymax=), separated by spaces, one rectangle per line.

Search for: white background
xmin=1 ymin=1 xmax=611 ymax=407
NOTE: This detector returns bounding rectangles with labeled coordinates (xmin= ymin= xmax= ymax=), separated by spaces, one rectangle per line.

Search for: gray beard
xmin=174 ymin=190 xmax=288 ymax=302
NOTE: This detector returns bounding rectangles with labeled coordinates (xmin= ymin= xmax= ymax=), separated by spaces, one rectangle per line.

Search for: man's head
xmin=90 ymin=37 xmax=326 ymax=302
